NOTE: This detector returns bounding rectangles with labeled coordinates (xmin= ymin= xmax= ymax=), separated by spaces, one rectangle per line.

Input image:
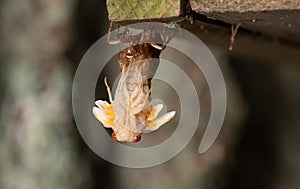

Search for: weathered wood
xmin=183 ymin=20 xmax=300 ymax=65
xmin=191 ymin=0 xmax=300 ymax=45
xmin=191 ymin=0 xmax=300 ymax=12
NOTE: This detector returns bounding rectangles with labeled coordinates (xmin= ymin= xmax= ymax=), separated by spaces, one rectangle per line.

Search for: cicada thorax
xmin=118 ymin=43 xmax=163 ymax=90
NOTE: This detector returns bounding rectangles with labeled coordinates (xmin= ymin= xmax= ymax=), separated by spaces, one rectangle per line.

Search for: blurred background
xmin=0 ymin=0 xmax=299 ymax=189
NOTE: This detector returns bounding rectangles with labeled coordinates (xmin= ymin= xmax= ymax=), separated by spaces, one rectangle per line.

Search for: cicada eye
xmin=133 ymin=134 xmax=141 ymax=143
xmin=111 ymin=132 xmax=118 ymax=141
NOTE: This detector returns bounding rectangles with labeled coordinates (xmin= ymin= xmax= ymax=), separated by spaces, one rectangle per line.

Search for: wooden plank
xmin=191 ymin=1 xmax=300 ymax=45
xmin=183 ymin=20 xmax=300 ymax=65
xmin=191 ymin=0 xmax=300 ymax=12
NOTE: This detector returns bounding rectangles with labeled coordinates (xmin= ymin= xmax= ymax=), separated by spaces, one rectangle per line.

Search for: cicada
xmin=93 ymin=23 xmax=176 ymax=142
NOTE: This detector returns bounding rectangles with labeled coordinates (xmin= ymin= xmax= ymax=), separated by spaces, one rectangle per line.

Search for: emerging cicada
xmin=93 ymin=23 xmax=176 ymax=142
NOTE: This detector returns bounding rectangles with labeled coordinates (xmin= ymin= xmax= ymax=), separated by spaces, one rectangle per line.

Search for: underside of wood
xmin=183 ymin=20 xmax=300 ymax=65
xmin=191 ymin=0 xmax=300 ymax=45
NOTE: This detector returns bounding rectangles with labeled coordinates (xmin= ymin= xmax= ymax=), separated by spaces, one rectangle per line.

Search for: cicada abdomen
xmin=93 ymin=25 xmax=176 ymax=142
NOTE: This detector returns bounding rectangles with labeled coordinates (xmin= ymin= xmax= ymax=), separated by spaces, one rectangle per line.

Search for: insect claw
xmin=150 ymin=43 xmax=165 ymax=50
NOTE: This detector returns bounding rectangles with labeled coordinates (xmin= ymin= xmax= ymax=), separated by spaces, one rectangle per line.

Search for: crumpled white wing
xmin=93 ymin=100 xmax=114 ymax=128
xmin=145 ymin=111 xmax=176 ymax=132
xmin=147 ymin=104 xmax=163 ymax=121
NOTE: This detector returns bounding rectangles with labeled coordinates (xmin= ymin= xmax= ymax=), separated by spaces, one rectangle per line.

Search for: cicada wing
xmin=145 ymin=111 xmax=176 ymax=132
xmin=93 ymin=100 xmax=115 ymax=128
xmin=147 ymin=104 xmax=163 ymax=121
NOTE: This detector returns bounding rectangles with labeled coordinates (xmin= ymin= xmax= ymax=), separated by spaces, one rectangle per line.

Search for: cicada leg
xmin=107 ymin=21 xmax=131 ymax=45
xmin=107 ymin=21 xmax=120 ymax=45
xmin=107 ymin=21 xmax=144 ymax=45
xmin=104 ymin=77 xmax=113 ymax=103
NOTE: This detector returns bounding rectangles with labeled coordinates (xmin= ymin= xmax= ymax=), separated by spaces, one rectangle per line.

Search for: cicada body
xmin=93 ymin=26 xmax=176 ymax=142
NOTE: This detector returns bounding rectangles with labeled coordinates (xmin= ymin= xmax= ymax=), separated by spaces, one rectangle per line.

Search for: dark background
xmin=1 ymin=0 xmax=299 ymax=189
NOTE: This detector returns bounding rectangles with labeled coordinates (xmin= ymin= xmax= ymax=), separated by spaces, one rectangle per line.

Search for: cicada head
xmin=93 ymin=100 xmax=142 ymax=142
xmin=111 ymin=131 xmax=141 ymax=143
